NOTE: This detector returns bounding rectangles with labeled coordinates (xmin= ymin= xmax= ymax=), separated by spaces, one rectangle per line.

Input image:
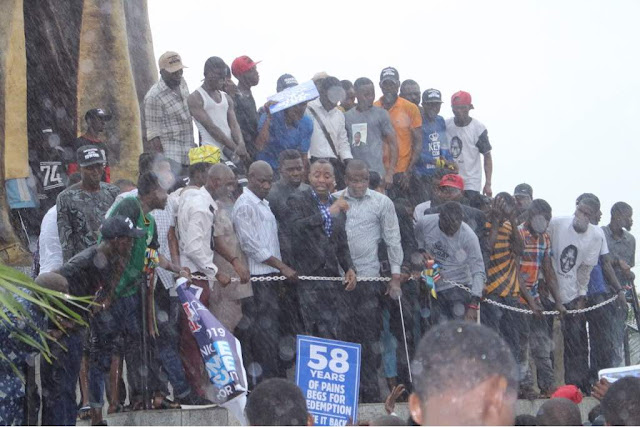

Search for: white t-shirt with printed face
xmin=445 ymin=118 xmax=491 ymax=192
xmin=548 ymin=216 xmax=607 ymax=304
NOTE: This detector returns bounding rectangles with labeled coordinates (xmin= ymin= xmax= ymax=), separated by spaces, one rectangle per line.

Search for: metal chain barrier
xmin=188 ymin=274 xmax=619 ymax=316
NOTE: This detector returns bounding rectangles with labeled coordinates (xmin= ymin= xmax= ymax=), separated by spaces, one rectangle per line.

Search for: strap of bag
xmin=308 ymin=106 xmax=339 ymax=159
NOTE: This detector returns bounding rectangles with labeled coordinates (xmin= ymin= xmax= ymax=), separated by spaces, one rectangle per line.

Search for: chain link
xmin=444 ymin=280 xmax=619 ymax=316
xmin=188 ymin=274 xmax=618 ymax=316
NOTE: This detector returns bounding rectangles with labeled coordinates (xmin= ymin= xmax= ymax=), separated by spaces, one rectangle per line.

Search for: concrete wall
xmin=77 ymin=398 xmax=600 ymax=426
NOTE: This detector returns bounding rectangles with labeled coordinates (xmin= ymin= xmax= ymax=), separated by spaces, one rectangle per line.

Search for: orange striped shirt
xmin=485 ymin=220 xmax=521 ymax=298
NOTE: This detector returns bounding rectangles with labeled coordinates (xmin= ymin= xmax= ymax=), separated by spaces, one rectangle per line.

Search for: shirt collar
xmin=341 ymin=187 xmax=372 ymax=200
xmin=244 ymin=187 xmax=269 ymax=206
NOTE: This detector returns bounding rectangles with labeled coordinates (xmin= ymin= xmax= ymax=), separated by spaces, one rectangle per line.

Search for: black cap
xmin=77 ymin=145 xmax=106 ymax=167
xmin=85 ymin=108 xmax=112 ymax=122
xmin=276 ymin=74 xmax=298 ymax=92
xmin=380 ymin=67 xmax=400 ymax=84
xmin=514 ymin=183 xmax=533 ymax=198
xmin=100 ymin=215 xmax=146 ymax=240
xmin=422 ymin=88 xmax=443 ymax=104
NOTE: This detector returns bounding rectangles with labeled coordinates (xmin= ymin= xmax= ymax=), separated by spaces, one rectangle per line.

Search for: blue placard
xmin=267 ymin=80 xmax=319 ymax=114
xmin=295 ymin=335 xmax=361 ymax=426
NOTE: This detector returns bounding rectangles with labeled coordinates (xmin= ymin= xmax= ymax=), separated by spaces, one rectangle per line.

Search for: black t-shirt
xmin=57 ymin=245 xmax=113 ymax=298
xmin=28 ymin=146 xmax=69 ymax=213
xmin=233 ymin=91 xmax=258 ymax=158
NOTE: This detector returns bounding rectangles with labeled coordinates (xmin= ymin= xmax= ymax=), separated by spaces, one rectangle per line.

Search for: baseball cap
xmin=231 ymin=56 xmax=260 ymax=78
xmin=101 ymin=215 xmax=146 ymax=240
xmin=422 ymin=89 xmax=443 ymax=104
xmin=158 ymin=51 xmax=187 ymax=73
xmin=439 ymin=174 xmax=464 ymax=191
xmin=76 ymin=145 xmax=106 ymax=167
xmin=276 ymin=74 xmax=298 ymax=92
xmin=84 ymin=108 xmax=112 ymax=121
xmin=514 ymin=183 xmax=533 ymax=198
xmin=451 ymin=90 xmax=473 ymax=108
xmin=380 ymin=67 xmax=400 ymax=84
xmin=551 ymin=385 xmax=583 ymax=404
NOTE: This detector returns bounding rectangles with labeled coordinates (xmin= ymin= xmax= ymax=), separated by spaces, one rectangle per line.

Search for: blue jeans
xmin=153 ymin=289 xmax=191 ymax=398
xmin=41 ymin=329 xmax=86 ymax=425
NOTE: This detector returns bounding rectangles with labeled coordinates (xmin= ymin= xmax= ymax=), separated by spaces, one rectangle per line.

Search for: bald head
xmin=35 ymin=272 xmax=69 ymax=293
xmin=206 ymin=163 xmax=236 ymax=200
xmin=536 ymin=398 xmax=582 ymax=426
xmin=247 ymin=161 xmax=274 ymax=200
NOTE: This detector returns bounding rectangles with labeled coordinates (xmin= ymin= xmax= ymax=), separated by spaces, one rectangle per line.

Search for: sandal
xmin=78 ymin=405 xmax=91 ymax=420
xmin=152 ymin=396 xmax=181 ymax=410
xmin=107 ymin=403 xmax=125 ymax=414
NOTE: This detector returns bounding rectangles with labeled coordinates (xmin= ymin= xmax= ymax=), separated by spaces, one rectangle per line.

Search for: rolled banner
xmin=176 ymin=278 xmax=248 ymax=407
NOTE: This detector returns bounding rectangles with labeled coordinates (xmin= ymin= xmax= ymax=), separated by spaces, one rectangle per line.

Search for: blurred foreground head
xmin=536 ymin=397 xmax=582 ymax=426
xmin=602 ymin=376 xmax=640 ymax=426
xmin=245 ymin=378 xmax=312 ymax=426
xmin=409 ymin=321 xmax=518 ymax=426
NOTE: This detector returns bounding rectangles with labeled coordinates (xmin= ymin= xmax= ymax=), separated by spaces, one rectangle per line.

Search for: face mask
xmin=530 ymin=215 xmax=549 ymax=234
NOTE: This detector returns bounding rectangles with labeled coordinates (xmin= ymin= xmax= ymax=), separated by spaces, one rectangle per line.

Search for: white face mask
xmin=530 ymin=215 xmax=549 ymax=234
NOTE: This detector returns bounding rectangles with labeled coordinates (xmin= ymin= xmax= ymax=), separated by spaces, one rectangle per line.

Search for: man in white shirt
xmin=232 ymin=161 xmax=297 ymax=386
xmin=547 ymin=196 xmax=613 ymax=393
xmin=445 ymin=91 xmax=492 ymax=204
xmin=176 ymin=163 xmax=243 ymax=396
xmin=307 ymin=76 xmax=352 ymax=189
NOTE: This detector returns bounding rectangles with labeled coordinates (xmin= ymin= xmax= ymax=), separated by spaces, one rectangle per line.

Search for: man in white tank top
xmin=187 ymin=56 xmax=248 ymax=164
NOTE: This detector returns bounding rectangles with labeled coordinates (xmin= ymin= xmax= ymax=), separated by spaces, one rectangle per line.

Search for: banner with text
xmin=177 ymin=281 xmax=248 ymax=407
xmin=267 ymin=80 xmax=319 ymax=114
xmin=295 ymin=335 xmax=361 ymax=426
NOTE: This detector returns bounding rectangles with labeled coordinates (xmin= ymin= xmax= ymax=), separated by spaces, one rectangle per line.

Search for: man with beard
xmin=144 ymin=52 xmax=195 ymax=177
xmin=286 ymin=160 xmax=357 ymax=338
xmin=231 ymin=56 xmax=261 ymax=161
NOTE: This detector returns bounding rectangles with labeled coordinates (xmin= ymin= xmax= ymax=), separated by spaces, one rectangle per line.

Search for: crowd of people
xmin=1 ymin=50 xmax=637 ymax=426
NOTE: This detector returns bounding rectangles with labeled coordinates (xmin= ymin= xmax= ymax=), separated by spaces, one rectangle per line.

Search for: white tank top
xmin=194 ymin=86 xmax=232 ymax=151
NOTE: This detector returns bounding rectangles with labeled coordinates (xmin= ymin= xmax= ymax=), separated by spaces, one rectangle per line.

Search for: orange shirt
xmin=374 ymin=97 xmax=422 ymax=173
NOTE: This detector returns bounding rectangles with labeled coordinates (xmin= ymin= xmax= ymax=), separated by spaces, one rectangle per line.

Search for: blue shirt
xmin=414 ymin=115 xmax=451 ymax=176
xmin=256 ymin=111 xmax=313 ymax=170
xmin=587 ymin=257 xmax=608 ymax=296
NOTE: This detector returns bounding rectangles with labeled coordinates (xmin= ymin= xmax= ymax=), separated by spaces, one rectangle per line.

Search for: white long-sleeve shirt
xmin=176 ymin=187 xmax=219 ymax=279
xmin=39 ymin=206 xmax=63 ymax=274
xmin=232 ymin=187 xmax=281 ymax=275
xmin=307 ymin=99 xmax=352 ymax=161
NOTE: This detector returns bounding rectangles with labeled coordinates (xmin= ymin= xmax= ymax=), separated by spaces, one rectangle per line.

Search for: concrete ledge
xmin=77 ymin=398 xmax=599 ymax=425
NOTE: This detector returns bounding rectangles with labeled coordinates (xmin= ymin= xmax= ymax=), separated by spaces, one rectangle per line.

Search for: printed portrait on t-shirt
xmin=351 ymin=123 xmax=367 ymax=147
xmin=450 ymin=136 xmax=462 ymax=159
xmin=560 ymin=244 xmax=578 ymax=273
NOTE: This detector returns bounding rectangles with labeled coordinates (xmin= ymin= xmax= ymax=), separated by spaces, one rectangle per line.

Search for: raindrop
xmin=93 ymin=252 xmax=108 ymax=269
xmin=55 ymin=107 xmax=67 ymax=120
xmin=85 ymin=30 xmax=96 ymax=43
xmin=48 ymin=134 xmax=61 ymax=148
xmin=327 ymin=86 xmax=346 ymax=105
xmin=455 ymin=249 xmax=468 ymax=262
xmin=79 ymin=59 xmax=94 ymax=73
xmin=100 ymin=2 xmax=112 ymax=15
xmin=43 ymin=98 xmax=53 ymax=110
xmin=139 ymin=365 xmax=149 ymax=377
xmin=456 ymin=327 xmax=463 ymax=333
xmin=157 ymin=310 xmax=168 ymax=323
xmin=481 ymin=354 xmax=487 ymax=360
xmin=247 ymin=362 xmax=263 ymax=378
xmin=452 ymin=303 xmax=465 ymax=317
xmin=420 ymin=307 xmax=431 ymax=318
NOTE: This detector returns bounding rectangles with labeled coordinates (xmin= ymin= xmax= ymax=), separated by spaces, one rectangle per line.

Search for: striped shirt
xmin=333 ymin=188 xmax=403 ymax=276
xmin=232 ymin=187 xmax=281 ymax=275
xmin=486 ymin=220 xmax=520 ymax=297
xmin=143 ymin=77 xmax=195 ymax=166
xmin=517 ymin=224 xmax=551 ymax=295
xmin=151 ymin=207 xmax=176 ymax=294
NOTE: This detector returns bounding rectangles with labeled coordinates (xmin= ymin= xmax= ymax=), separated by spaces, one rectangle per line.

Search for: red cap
xmin=451 ymin=90 xmax=473 ymax=107
xmin=439 ymin=174 xmax=464 ymax=191
xmin=231 ymin=56 xmax=260 ymax=78
xmin=551 ymin=385 xmax=583 ymax=404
